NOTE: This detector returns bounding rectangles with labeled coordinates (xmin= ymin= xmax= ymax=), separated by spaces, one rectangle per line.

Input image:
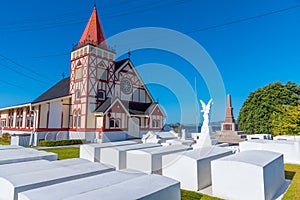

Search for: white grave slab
xmin=19 ymin=170 xmax=146 ymax=200
xmin=211 ymin=150 xmax=285 ymax=200
xmin=0 ymin=158 xmax=94 ymax=178
xmin=0 ymin=145 xmax=24 ymax=150
xmin=80 ymin=140 xmax=137 ymax=162
xmin=63 ymin=174 xmax=180 ymax=200
xmin=0 ymin=161 xmax=114 ymax=200
xmin=0 ymin=148 xmax=57 ymax=165
xmin=126 ymin=145 xmax=192 ymax=174
xmin=274 ymin=135 xmax=300 ymax=141
xmin=162 ymin=146 xmax=233 ymax=190
xmin=100 ymin=143 xmax=161 ymax=170
xmin=240 ymin=140 xmax=300 ymax=164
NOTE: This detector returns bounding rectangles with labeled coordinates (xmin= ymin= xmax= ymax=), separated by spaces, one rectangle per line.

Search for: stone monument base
xmin=215 ymin=130 xmax=246 ymax=144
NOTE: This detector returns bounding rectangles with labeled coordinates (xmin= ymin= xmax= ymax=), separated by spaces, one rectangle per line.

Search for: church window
xmin=97 ymin=91 xmax=105 ymax=100
xmin=109 ymin=118 xmax=121 ymax=129
xmin=75 ymin=67 xmax=82 ymax=79
xmin=98 ymin=68 xmax=107 ymax=81
xmin=77 ymin=111 xmax=81 ymax=128
xmin=1 ymin=120 xmax=6 ymax=127
xmin=16 ymin=110 xmax=23 ymax=128
xmin=26 ymin=111 xmax=34 ymax=128
xmin=73 ymin=111 xmax=77 ymax=128
xmin=76 ymin=91 xmax=81 ymax=99
xmin=8 ymin=111 xmax=13 ymax=128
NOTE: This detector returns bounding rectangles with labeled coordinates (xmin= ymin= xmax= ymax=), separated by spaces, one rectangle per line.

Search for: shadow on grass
xmin=285 ymin=170 xmax=296 ymax=180
xmin=181 ymin=190 xmax=221 ymax=200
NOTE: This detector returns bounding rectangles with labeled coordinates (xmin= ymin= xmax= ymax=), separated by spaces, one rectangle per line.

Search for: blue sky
xmin=0 ymin=0 xmax=299 ymax=124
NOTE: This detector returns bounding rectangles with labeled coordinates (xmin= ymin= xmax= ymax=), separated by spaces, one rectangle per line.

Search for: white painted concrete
xmin=0 ymin=145 xmax=23 ymax=150
xmin=62 ymin=174 xmax=180 ymax=200
xmin=100 ymin=143 xmax=161 ymax=170
xmin=0 ymin=148 xmax=57 ymax=165
xmin=162 ymin=146 xmax=233 ymax=191
xmin=126 ymin=145 xmax=192 ymax=174
xmin=80 ymin=140 xmax=137 ymax=162
xmin=211 ymin=150 xmax=285 ymax=200
xmin=18 ymin=170 xmax=146 ymax=200
xmin=246 ymin=134 xmax=272 ymax=140
xmin=0 ymin=160 xmax=114 ymax=200
xmin=0 ymin=158 xmax=91 ymax=178
xmin=240 ymin=140 xmax=300 ymax=164
xmin=274 ymin=135 xmax=300 ymax=141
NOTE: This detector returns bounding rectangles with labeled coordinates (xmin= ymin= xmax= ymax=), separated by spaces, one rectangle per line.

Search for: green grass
xmin=43 ymin=147 xmax=79 ymax=160
xmin=43 ymin=147 xmax=300 ymax=200
xmin=181 ymin=190 xmax=221 ymax=200
xmin=283 ymin=164 xmax=300 ymax=200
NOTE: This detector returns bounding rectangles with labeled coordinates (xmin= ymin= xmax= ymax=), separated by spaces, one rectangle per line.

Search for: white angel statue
xmin=199 ymin=99 xmax=213 ymax=126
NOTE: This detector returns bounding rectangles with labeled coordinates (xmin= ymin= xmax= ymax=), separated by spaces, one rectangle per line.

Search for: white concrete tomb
xmin=126 ymin=144 xmax=192 ymax=174
xmin=162 ymin=146 xmax=233 ymax=191
xmin=100 ymin=143 xmax=161 ymax=170
xmin=18 ymin=170 xmax=146 ymax=200
xmin=0 ymin=158 xmax=114 ymax=200
xmin=63 ymin=174 xmax=180 ymax=200
xmin=211 ymin=150 xmax=285 ymax=200
xmin=0 ymin=148 xmax=57 ymax=165
xmin=80 ymin=140 xmax=137 ymax=162
xmin=240 ymin=140 xmax=300 ymax=164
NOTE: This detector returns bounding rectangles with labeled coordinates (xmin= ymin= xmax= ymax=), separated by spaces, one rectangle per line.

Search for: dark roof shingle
xmin=32 ymin=77 xmax=70 ymax=104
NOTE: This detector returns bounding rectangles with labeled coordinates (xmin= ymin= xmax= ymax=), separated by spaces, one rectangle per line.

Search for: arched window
xmin=73 ymin=111 xmax=77 ymax=128
xmin=77 ymin=111 xmax=81 ymax=128
xmin=97 ymin=90 xmax=105 ymax=100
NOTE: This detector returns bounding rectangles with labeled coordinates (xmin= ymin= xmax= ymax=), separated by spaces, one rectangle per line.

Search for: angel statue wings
xmin=199 ymin=99 xmax=213 ymax=126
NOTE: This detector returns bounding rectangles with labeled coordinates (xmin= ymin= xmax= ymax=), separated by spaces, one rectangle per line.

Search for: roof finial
xmin=94 ymin=0 xmax=97 ymax=7
xmin=128 ymin=50 xmax=131 ymax=59
xmin=62 ymin=72 xmax=65 ymax=79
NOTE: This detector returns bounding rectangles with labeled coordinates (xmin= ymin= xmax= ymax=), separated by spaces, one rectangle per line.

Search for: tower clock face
xmin=121 ymin=79 xmax=132 ymax=94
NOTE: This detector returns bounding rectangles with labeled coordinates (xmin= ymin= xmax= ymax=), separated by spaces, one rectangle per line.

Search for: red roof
xmin=78 ymin=6 xmax=107 ymax=48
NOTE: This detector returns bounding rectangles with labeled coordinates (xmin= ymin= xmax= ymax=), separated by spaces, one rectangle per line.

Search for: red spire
xmin=78 ymin=6 xmax=107 ymax=48
xmin=224 ymin=94 xmax=235 ymax=123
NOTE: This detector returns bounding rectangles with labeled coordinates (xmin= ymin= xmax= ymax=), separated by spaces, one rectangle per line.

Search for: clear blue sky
xmin=0 ymin=0 xmax=299 ymax=124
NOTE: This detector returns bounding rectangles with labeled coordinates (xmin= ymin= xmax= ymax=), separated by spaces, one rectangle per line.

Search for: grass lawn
xmin=283 ymin=164 xmax=300 ymax=200
xmin=43 ymin=147 xmax=300 ymax=200
xmin=43 ymin=147 xmax=79 ymax=160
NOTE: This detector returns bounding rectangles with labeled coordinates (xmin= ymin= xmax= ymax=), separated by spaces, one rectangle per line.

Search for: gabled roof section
xmin=78 ymin=6 xmax=107 ymax=48
xmin=32 ymin=77 xmax=70 ymax=104
xmin=115 ymin=59 xmax=130 ymax=71
xmin=95 ymin=98 xmax=160 ymax=116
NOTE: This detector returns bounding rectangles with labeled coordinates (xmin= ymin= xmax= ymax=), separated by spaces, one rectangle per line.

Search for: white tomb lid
xmin=216 ymin=150 xmax=282 ymax=167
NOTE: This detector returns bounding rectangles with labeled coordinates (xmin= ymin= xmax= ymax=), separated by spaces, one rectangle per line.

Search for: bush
xmin=1 ymin=133 xmax=11 ymax=144
xmin=39 ymin=139 xmax=86 ymax=147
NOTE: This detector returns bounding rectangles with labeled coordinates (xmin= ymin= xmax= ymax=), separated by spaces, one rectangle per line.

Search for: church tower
xmin=69 ymin=6 xmax=116 ymax=133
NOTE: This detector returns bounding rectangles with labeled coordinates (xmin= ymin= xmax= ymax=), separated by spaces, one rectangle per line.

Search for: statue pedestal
xmin=192 ymin=126 xmax=217 ymax=149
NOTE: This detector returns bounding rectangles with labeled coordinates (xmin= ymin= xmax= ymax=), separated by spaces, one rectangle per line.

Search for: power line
xmin=186 ymin=4 xmax=300 ymax=34
xmin=0 ymin=63 xmax=47 ymax=84
xmin=0 ymin=54 xmax=55 ymax=81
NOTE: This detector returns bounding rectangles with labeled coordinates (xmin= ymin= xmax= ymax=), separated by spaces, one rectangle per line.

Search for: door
xmin=128 ymin=117 xmax=140 ymax=138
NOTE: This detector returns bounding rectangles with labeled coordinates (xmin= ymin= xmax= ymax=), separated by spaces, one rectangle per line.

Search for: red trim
xmin=38 ymin=105 xmax=41 ymax=129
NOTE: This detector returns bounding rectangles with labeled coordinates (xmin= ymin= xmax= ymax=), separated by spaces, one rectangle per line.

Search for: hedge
xmin=39 ymin=139 xmax=86 ymax=147
xmin=1 ymin=133 xmax=11 ymax=144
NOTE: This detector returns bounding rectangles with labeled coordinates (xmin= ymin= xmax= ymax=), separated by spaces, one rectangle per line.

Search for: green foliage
xmin=1 ymin=133 xmax=11 ymax=144
xmin=39 ymin=139 xmax=86 ymax=147
xmin=238 ymin=82 xmax=300 ymax=134
xmin=271 ymin=105 xmax=300 ymax=136
xmin=44 ymin=147 xmax=80 ymax=160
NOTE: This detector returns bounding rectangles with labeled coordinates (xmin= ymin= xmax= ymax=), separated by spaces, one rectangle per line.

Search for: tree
xmin=238 ymin=82 xmax=300 ymax=134
xmin=271 ymin=105 xmax=300 ymax=136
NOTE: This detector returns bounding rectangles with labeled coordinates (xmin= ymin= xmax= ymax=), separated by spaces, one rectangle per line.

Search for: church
xmin=0 ymin=6 xmax=165 ymax=145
